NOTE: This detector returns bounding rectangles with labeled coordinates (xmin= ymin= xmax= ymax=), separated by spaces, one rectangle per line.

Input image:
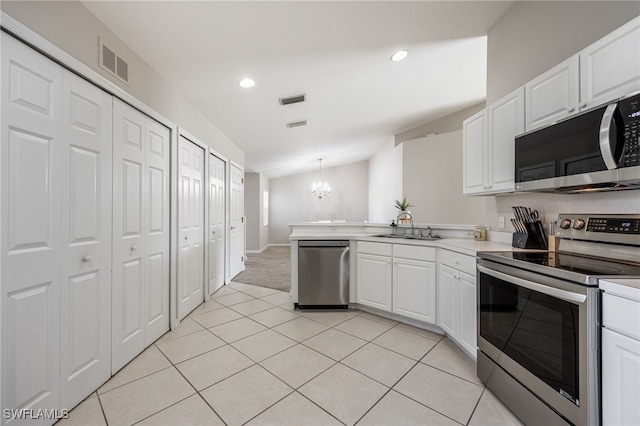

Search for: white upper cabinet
xmin=525 ymin=56 xmax=579 ymax=131
xmin=526 ymin=16 xmax=640 ymax=131
xmin=462 ymin=110 xmax=486 ymax=195
xmin=580 ymin=16 xmax=640 ymax=111
xmin=487 ymin=87 xmax=525 ymax=194
xmin=463 ymin=88 xmax=524 ymax=196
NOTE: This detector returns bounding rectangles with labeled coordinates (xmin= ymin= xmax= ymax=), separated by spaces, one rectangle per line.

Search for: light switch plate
xmin=498 ymin=216 xmax=505 ymax=229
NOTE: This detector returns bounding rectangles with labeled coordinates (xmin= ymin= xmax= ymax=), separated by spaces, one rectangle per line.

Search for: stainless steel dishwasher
xmin=297 ymin=240 xmax=349 ymax=309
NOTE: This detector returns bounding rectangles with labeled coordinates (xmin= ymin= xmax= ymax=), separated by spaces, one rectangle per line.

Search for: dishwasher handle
xmin=298 ymin=240 xmax=349 ymax=247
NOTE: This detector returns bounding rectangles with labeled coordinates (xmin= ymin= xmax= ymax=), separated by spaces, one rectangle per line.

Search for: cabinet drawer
xmin=357 ymin=241 xmax=392 ymax=256
xmin=393 ymin=244 xmax=436 ymax=262
xmin=438 ymin=250 xmax=477 ymax=276
xmin=603 ymin=292 xmax=640 ymax=340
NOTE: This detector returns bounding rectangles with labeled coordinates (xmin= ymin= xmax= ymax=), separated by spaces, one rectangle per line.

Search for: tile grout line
xmin=465 ymin=386 xmax=488 ymax=426
xmin=93 ymin=283 xmax=486 ymax=426
xmin=95 ymin=392 xmax=109 ymax=426
xmin=387 ymin=360 xmax=467 ymax=426
xmin=153 ymin=338 xmax=230 ymax=426
xmin=231 ymin=283 xmax=485 ymax=424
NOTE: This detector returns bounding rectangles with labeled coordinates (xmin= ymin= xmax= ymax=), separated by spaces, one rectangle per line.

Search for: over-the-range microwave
xmin=515 ymin=92 xmax=640 ymax=193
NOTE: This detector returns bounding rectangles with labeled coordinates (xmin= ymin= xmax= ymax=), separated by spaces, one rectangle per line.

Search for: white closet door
xmin=112 ymin=99 xmax=170 ymax=371
xmin=229 ymin=165 xmax=245 ymax=279
xmin=1 ymin=33 xmax=63 ymax=422
xmin=144 ymin=119 xmax=170 ymax=345
xmin=178 ymin=137 xmax=205 ymax=320
xmin=59 ymin=70 xmax=112 ymax=409
xmin=112 ymin=99 xmax=146 ymax=372
xmin=208 ymin=154 xmax=226 ymax=295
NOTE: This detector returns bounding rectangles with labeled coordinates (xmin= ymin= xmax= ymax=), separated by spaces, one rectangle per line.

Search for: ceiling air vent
xmin=286 ymin=120 xmax=308 ymax=128
xmin=279 ymin=94 xmax=306 ymax=106
xmin=99 ymin=39 xmax=129 ymax=85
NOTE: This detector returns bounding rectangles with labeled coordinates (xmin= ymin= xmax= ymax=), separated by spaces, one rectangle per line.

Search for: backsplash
xmin=487 ymin=190 xmax=640 ymax=232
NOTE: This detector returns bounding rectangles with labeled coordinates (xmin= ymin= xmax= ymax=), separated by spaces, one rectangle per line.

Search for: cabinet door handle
xmin=567 ymin=106 xmax=575 ymax=113
xmin=131 ymin=244 xmax=137 ymax=251
xmin=82 ymin=255 xmax=92 ymax=263
xmin=580 ymin=101 xmax=587 ymax=109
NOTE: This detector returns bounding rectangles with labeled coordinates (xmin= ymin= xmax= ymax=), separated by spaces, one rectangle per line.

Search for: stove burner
xmin=510 ymin=252 xmax=640 ymax=276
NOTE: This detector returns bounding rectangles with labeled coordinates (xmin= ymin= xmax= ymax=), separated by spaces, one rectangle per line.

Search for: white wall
xmin=403 ymin=132 xmax=487 ymax=225
xmin=270 ymin=161 xmax=369 ymax=244
xmin=395 ymin=103 xmax=485 ymax=145
xmin=368 ymin=138 xmax=403 ymax=223
xmin=244 ymin=173 xmax=269 ymax=252
xmin=1 ymin=0 xmax=244 ymax=164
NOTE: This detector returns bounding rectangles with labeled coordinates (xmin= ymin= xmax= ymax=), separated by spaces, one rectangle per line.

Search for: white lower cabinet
xmin=357 ymin=242 xmax=393 ymax=311
xmin=601 ymin=279 xmax=640 ymax=426
xmin=356 ymin=242 xmax=436 ymax=324
xmin=392 ymin=246 xmax=436 ymax=323
xmin=437 ymin=250 xmax=477 ymax=357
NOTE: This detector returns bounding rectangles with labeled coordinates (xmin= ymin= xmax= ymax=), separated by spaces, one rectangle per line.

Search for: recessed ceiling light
xmin=238 ymin=78 xmax=255 ymax=88
xmin=390 ymin=50 xmax=408 ymax=62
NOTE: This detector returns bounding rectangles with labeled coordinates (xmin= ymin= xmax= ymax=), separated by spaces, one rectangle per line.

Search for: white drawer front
xmin=357 ymin=241 xmax=392 ymax=256
xmin=393 ymin=244 xmax=436 ymax=262
xmin=603 ymin=292 xmax=640 ymax=340
xmin=438 ymin=249 xmax=476 ymax=276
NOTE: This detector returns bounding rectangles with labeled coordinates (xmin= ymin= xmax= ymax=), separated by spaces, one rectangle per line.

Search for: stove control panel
xmin=586 ymin=217 xmax=640 ymax=234
xmin=557 ymin=214 xmax=640 ymax=244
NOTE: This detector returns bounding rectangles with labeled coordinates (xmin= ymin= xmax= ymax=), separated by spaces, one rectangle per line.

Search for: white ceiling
xmin=82 ymin=1 xmax=513 ymax=178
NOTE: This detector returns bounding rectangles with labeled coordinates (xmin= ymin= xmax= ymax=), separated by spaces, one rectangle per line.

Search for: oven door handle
xmin=477 ymin=264 xmax=587 ymax=304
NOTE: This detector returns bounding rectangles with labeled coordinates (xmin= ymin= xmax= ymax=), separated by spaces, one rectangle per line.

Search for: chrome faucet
xmin=397 ymin=211 xmax=413 ymax=236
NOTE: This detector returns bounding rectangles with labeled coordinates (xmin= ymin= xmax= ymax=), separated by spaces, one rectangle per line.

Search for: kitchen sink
xmin=374 ymin=234 xmax=442 ymax=241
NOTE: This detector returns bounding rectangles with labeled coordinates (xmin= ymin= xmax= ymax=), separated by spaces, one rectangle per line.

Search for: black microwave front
xmin=514 ymin=92 xmax=640 ymax=193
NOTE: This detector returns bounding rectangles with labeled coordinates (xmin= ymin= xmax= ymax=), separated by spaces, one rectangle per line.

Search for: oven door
xmin=477 ymin=259 xmax=600 ymax=426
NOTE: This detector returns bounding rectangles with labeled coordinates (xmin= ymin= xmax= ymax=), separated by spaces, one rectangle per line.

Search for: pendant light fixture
xmin=311 ymin=158 xmax=331 ymax=199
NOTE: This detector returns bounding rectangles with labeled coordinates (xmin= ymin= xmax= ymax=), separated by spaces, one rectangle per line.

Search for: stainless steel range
xmin=477 ymin=214 xmax=640 ymax=426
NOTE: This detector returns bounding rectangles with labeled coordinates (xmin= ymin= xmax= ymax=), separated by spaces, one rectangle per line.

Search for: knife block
xmin=512 ymin=232 xmax=542 ymax=249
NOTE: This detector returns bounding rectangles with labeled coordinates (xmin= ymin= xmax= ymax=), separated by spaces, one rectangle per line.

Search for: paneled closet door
xmin=112 ymin=99 xmax=147 ymax=373
xmin=229 ymin=165 xmax=245 ymax=279
xmin=178 ymin=136 xmax=205 ymax=320
xmin=1 ymin=33 xmax=63 ymax=423
xmin=112 ymin=99 xmax=170 ymax=372
xmin=144 ymin=119 xmax=170 ymax=346
xmin=209 ymin=154 xmax=226 ymax=295
xmin=59 ymin=70 xmax=112 ymax=410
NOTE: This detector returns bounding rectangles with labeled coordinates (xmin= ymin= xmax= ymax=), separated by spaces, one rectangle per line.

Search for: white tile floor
xmin=57 ymin=282 xmax=523 ymax=426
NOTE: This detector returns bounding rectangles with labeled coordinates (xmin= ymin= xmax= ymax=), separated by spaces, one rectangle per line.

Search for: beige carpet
xmin=232 ymin=246 xmax=291 ymax=291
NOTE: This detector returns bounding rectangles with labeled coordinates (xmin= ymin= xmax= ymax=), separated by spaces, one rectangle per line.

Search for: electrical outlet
xmin=498 ymin=216 xmax=505 ymax=229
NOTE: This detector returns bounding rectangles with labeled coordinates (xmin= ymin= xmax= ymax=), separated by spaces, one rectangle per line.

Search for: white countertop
xmin=355 ymin=236 xmax=516 ymax=256
xmin=288 ymin=222 xmax=517 ymax=256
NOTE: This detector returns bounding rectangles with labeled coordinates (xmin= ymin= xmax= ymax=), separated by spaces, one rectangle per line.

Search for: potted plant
xmin=394 ymin=197 xmax=413 ymax=212
xmin=394 ymin=197 xmax=414 ymax=224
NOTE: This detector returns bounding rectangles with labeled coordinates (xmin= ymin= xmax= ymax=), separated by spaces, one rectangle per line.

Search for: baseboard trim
xmin=246 ymin=243 xmax=290 ymax=254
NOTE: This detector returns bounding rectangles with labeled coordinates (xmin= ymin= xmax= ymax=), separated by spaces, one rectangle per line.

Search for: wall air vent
xmin=279 ymin=94 xmax=306 ymax=106
xmin=286 ymin=120 xmax=309 ymax=128
xmin=99 ymin=39 xmax=129 ymax=85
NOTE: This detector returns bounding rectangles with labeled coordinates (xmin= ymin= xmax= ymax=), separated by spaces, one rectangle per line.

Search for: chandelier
xmin=311 ymin=158 xmax=331 ymax=199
